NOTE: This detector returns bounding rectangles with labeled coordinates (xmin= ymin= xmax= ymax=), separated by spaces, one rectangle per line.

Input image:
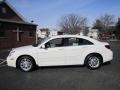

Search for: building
xmin=49 ymin=30 xmax=63 ymax=37
xmin=49 ymin=30 xmax=58 ymax=37
xmin=37 ymin=28 xmax=64 ymax=39
xmin=37 ymin=28 xmax=49 ymax=39
xmin=87 ymin=28 xmax=99 ymax=39
xmin=0 ymin=0 xmax=37 ymax=50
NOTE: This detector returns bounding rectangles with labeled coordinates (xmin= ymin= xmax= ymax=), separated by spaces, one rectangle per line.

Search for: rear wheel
xmin=85 ymin=54 xmax=102 ymax=69
xmin=17 ymin=56 xmax=35 ymax=72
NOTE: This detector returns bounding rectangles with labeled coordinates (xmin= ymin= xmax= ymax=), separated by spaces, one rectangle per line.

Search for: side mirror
xmin=41 ymin=45 xmax=45 ymax=49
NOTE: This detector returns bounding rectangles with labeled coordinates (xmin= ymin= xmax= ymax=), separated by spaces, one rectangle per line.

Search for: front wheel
xmin=17 ymin=56 xmax=35 ymax=72
xmin=85 ymin=55 xmax=102 ymax=69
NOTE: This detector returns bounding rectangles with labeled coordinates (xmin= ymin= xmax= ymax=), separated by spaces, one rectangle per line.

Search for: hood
xmin=12 ymin=45 xmax=35 ymax=52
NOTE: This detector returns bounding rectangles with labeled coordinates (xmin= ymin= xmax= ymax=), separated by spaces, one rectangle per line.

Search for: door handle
xmin=58 ymin=48 xmax=63 ymax=50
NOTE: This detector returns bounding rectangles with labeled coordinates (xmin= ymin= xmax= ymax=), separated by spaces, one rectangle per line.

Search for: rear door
xmin=65 ymin=37 xmax=94 ymax=65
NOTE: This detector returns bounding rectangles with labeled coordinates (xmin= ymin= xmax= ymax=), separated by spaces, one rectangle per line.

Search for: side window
xmin=44 ymin=37 xmax=93 ymax=48
xmin=66 ymin=38 xmax=93 ymax=46
xmin=68 ymin=38 xmax=79 ymax=46
xmin=78 ymin=38 xmax=93 ymax=45
xmin=45 ymin=38 xmax=63 ymax=48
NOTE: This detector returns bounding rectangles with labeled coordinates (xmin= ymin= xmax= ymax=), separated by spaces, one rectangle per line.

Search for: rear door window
xmin=78 ymin=38 xmax=93 ymax=45
xmin=67 ymin=37 xmax=93 ymax=46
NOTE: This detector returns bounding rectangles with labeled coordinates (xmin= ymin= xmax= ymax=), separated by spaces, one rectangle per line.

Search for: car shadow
xmin=34 ymin=62 xmax=111 ymax=71
xmin=35 ymin=65 xmax=85 ymax=71
xmin=102 ymin=61 xmax=111 ymax=66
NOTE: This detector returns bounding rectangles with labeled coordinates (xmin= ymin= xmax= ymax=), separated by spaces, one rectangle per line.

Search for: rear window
xmin=68 ymin=38 xmax=93 ymax=46
xmin=78 ymin=38 xmax=93 ymax=45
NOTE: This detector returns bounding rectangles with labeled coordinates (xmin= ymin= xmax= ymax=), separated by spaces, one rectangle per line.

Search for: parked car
xmin=7 ymin=35 xmax=113 ymax=72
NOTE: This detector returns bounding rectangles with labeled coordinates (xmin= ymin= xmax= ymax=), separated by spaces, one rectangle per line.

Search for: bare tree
xmin=59 ymin=14 xmax=87 ymax=34
xmin=100 ymin=14 xmax=115 ymax=31
xmin=115 ymin=18 xmax=120 ymax=39
xmin=93 ymin=19 xmax=103 ymax=30
xmin=93 ymin=14 xmax=115 ymax=33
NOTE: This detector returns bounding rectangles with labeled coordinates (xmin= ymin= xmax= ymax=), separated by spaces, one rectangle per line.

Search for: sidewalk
xmin=0 ymin=49 xmax=11 ymax=53
xmin=101 ymin=39 xmax=120 ymax=42
xmin=0 ymin=49 xmax=10 ymax=60
xmin=107 ymin=39 xmax=120 ymax=41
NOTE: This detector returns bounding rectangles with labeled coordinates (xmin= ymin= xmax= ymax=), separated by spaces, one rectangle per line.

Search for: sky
xmin=7 ymin=0 xmax=120 ymax=30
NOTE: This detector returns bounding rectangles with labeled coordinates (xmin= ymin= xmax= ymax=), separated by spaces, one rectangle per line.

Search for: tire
xmin=17 ymin=56 xmax=35 ymax=72
xmin=85 ymin=54 xmax=102 ymax=70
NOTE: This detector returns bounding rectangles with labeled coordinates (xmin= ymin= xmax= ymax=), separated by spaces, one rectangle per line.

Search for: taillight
xmin=105 ymin=45 xmax=111 ymax=49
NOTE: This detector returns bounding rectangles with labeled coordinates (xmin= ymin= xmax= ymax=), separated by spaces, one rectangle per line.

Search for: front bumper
xmin=7 ymin=56 xmax=16 ymax=67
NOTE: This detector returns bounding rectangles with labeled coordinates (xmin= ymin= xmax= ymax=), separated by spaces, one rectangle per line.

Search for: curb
xmin=0 ymin=50 xmax=11 ymax=53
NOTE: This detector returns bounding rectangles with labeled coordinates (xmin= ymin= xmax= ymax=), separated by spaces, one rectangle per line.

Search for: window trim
xmin=44 ymin=37 xmax=94 ymax=49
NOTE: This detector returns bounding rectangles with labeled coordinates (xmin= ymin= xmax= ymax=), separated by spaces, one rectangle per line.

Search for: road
xmin=0 ymin=41 xmax=120 ymax=90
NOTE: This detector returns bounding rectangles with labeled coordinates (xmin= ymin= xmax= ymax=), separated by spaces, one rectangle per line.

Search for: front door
xmin=37 ymin=38 xmax=67 ymax=66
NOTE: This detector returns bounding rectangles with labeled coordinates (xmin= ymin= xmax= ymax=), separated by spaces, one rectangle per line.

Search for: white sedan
xmin=7 ymin=35 xmax=113 ymax=72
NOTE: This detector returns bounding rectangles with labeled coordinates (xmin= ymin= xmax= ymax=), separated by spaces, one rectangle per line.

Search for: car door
xmin=37 ymin=38 xmax=68 ymax=66
xmin=65 ymin=37 xmax=94 ymax=65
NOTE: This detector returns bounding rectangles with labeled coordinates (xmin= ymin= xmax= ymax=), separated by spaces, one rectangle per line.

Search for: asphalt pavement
xmin=0 ymin=41 xmax=120 ymax=90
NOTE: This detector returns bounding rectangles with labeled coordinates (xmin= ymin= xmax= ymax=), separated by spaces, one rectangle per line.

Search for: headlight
xmin=9 ymin=50 xmax=15 ymax=57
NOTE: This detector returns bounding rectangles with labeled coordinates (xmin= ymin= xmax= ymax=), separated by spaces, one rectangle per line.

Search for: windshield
xmin=32 ymin=37 xmax=50 ymax=47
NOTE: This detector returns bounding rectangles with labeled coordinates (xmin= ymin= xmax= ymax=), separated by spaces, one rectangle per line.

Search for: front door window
xmin=45 ymin=38 xmax=63 ymax=48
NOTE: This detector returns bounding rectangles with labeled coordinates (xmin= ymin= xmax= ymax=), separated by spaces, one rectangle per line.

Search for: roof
xmin=0 ymin=0 xmax=37 ymax=26
xmin=50 ymin=35 xmax=89 ymax=38
xmin=0 ymin=0 xmax=27 ymax=22
xmin=0 ymin=18 xmax=37 ymax=26
xmin=0 ymin=0 xmax=4 ymax=3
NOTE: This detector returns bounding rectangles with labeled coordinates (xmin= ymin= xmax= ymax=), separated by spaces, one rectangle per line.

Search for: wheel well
xmin=84 ymin=53 xmax=103 ymax=64
xmin=16 ymin=55 xmax=36 ymax=68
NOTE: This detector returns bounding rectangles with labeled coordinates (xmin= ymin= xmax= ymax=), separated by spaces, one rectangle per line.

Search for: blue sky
xmin=8 ymin=0 xmax=120 ymax=30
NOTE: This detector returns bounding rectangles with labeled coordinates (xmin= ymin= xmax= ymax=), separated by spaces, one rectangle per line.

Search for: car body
xmin=7 ymin=35 xmax=113 ymax=72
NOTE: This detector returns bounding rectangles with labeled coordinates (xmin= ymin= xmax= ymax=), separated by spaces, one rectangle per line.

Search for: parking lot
xmin=0 ymin=41 xmax=120 ymax=90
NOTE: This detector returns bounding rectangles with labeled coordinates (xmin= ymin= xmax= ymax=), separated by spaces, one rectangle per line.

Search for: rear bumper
xmin=103 ymin=50 xmax=113 ymax=63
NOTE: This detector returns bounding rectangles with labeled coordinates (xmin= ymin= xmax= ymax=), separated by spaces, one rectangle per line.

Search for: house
xmin=49 ymin=30 xmax=63 ymax=37
xmin=87 ymin=28 xmax=99 ymax=39
xmin=37 ymin=28 xmax=64 ymax=39
xmin=0 ymin=0 xmax=37 ymax=50
xmin=49 ymin=30 xmax=58 ymax=37
xmin=37 ymin=28 xmax=49 ymax=39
